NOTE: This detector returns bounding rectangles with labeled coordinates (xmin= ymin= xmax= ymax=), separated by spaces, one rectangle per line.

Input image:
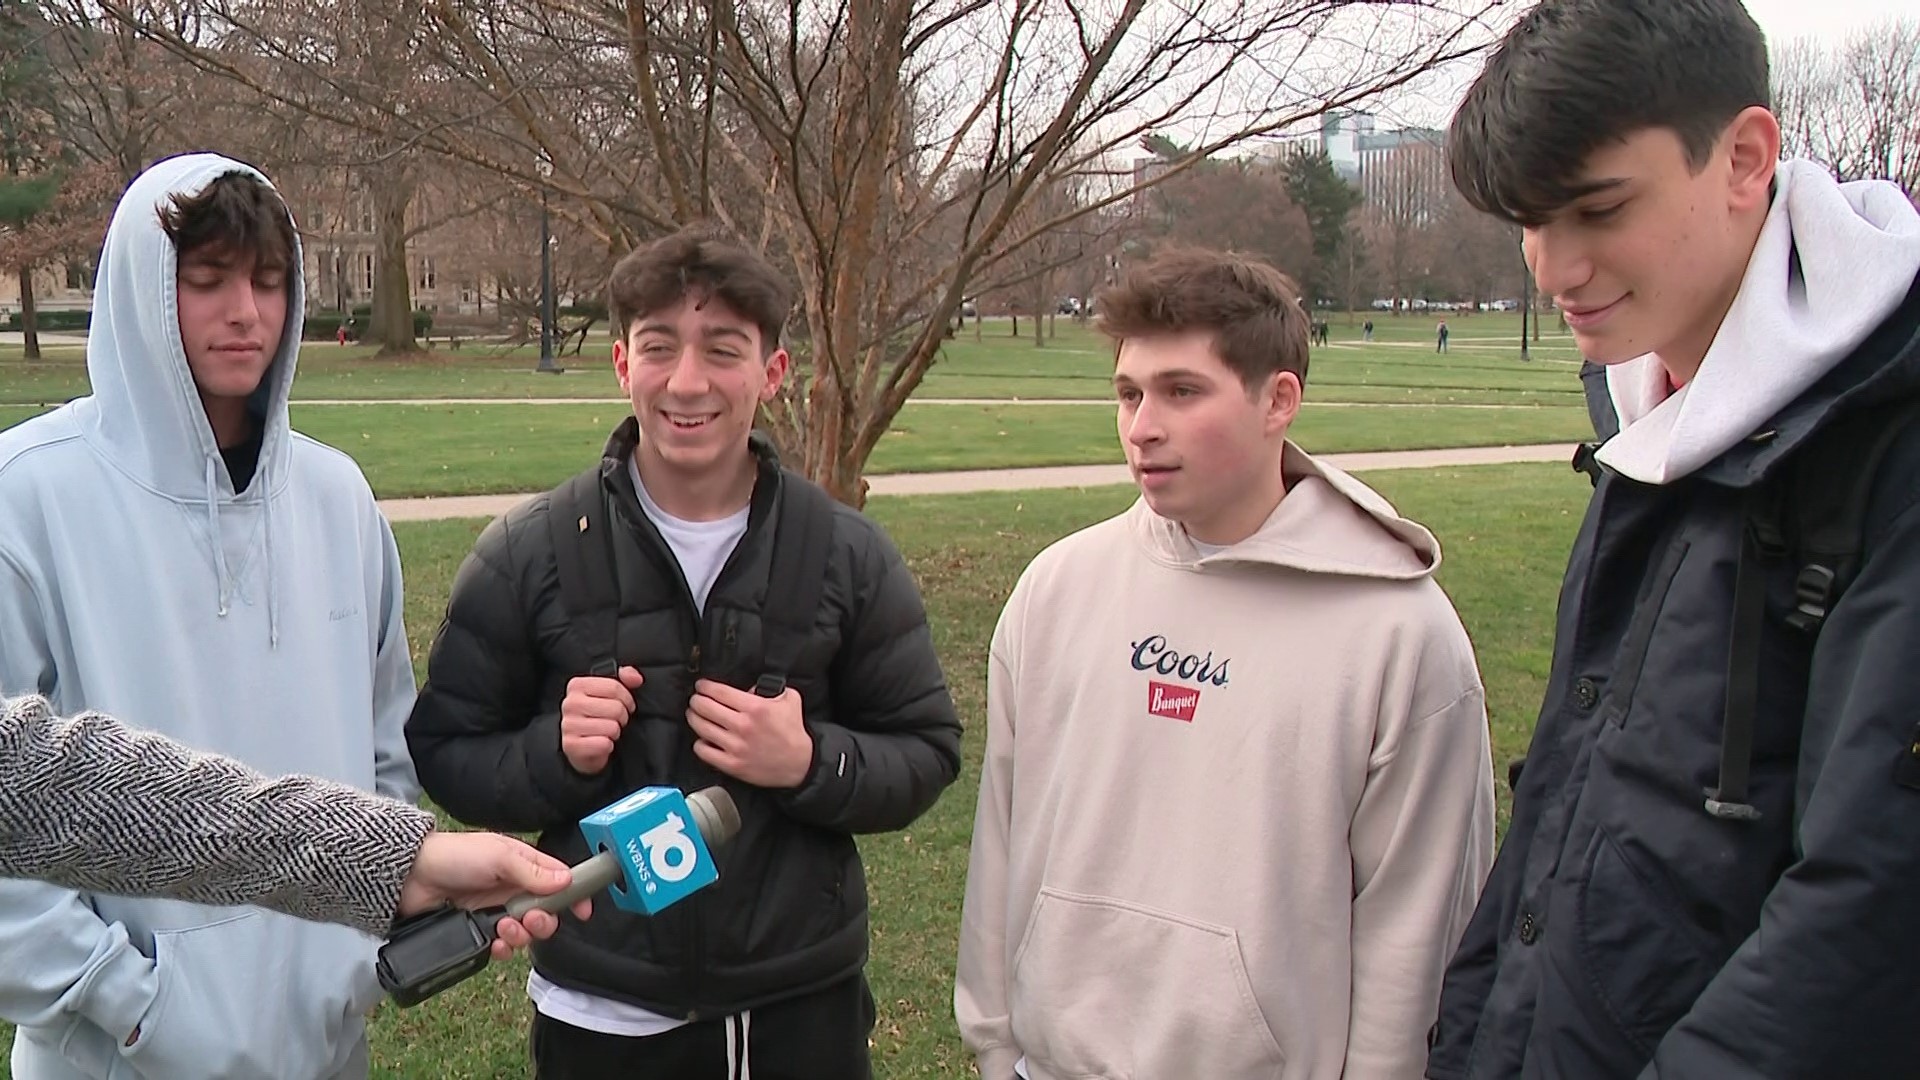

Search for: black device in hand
xmin=376 ymin=904 xmax=505 ymax=1007
xmin=377 ymin=848 xmax=623 ymax=1006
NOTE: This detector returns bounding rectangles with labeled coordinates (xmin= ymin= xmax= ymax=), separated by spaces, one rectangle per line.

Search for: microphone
xmin=502 ymin=784 xmax=741 ymax=919
xmin=377 ymin=786 xmax=741 ymax=1006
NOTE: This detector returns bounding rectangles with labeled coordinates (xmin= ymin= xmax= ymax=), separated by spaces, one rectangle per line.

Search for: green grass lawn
xmin=300 ymin=401 xmax=1591 ymax=497
xmin=0 ymin=400 xmax=1592 ymax=500
xmin=0 ymin=342 xmax=624 ymax=405
xmin=0 ymin=461 xmax=1589 ymax=1077
xmin=916 ymin=379 xmax=1587 ymax=405
xmin=921 ymin=318 xmax=1584 ymax=405
xmin=0 ymin=316 xmax=1585 ymax=407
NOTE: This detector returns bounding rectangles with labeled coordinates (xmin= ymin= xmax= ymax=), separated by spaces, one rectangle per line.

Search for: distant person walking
xmin=1436 ymin=319 xmax=1450 ymax=352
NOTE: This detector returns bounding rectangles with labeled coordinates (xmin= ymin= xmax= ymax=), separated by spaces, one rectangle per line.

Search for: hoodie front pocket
xmin=120 ymin=911 xmax=376 ymax=1080
xmin=1009 ymin=888 xmax=1285 ymax=1080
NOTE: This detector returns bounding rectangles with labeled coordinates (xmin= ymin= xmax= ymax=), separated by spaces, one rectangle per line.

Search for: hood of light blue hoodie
xmin=84 ymin=152 xmax=304 ymax=498
xmin=74 ymin=153 xmax=306 ymax=646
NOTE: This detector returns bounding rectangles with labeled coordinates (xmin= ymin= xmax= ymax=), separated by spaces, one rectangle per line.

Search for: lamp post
xmin=1518 ymin=230 xmax=1532 ymax=362
xmin=535 ymin=154 xmax=563 ymax=374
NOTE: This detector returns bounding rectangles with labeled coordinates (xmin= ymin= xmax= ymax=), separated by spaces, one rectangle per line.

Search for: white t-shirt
xmin=527 ymin=458 xmax=750 ymax=1037
xmin=626 ymin=457 xmax=751 ymax=614
xmin=1189 ymin=536 xmax=1229 ymax=560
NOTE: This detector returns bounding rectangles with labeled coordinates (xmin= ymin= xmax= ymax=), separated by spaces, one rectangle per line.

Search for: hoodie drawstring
xmin=204 ymin=453 xmax=280 ymax=649
xmin=264 ymin=473 xmax=279 ymax=649
xmin=206 ymin=457 xmax=234 ymax=619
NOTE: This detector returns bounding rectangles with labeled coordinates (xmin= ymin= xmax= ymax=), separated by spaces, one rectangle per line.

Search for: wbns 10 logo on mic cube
xmin=579 ymin=786 xmax=720 ymax=914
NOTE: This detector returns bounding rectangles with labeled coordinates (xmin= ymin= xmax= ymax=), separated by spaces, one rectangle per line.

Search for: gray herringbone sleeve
xmin=0 ymin=694 xmax=434 ymax=935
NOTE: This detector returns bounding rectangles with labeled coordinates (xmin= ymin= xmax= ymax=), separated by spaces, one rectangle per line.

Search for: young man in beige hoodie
xmin=955 ymin=248 xmax=1497 ymax=1080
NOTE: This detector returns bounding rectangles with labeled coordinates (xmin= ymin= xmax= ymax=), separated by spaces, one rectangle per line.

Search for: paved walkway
xmin=377 ymin=442 xmax=1579 ymax=522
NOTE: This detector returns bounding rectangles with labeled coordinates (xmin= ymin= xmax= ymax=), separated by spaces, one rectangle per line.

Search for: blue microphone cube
xmin=578 ymin=786 xmax=720 ymax=914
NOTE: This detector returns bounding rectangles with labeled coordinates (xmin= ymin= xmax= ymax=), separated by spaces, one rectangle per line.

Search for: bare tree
xmin=1327 ymin=221 xmax=1375 ymax=318
xmin=1425 ymin=184 xmax=1515 ymax=307
xmin=28 ymin=2 xmax=202 ymax=182
xmin=1 ymin=3 xmax=136 ymax=357
xmin=1357 ymin=133 xmax=1443 ymax=312
xmin=1139 ymin=156 xmax=1316 ymax=283
xmin=115 ymin=0 xmax=1494 ymax=503
xmin=96 ymin=0 xmax=495 ymax=353
xmin=0 ymin=160 xmax=118 ymax=357
xmin=1773 ymin=18 xmax=1920 ymax=197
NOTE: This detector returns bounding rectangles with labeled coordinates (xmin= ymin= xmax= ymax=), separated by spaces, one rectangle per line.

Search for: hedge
xmin=4 ymin=309 xmax=435 ymax=339
xmin=302 ymin=309 xmax=434 ymax=341
xmin=2 ymin=309 xmax=90 ymax=332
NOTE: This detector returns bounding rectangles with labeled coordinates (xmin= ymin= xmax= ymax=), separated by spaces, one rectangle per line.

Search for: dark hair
xmin=158 ymin=170 xmax=296 ymax=270
xmin=1093 ymin=247 xmax=1310 ymax=392
xmin=1448 ymin=0 xmax=1770 ymax=225
xmin=607 ymin=223 xmax=792 ymax=352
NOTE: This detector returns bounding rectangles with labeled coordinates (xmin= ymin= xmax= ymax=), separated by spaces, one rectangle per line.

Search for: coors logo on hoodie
xmin=1130 ymin=634 xmax=1230 ymax=723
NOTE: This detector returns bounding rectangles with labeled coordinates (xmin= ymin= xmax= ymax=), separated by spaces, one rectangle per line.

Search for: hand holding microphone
xmin=377 ymin=785 xmax=741 ymax=1006
xmin=396 ymin=832 xmax=594 ymax=955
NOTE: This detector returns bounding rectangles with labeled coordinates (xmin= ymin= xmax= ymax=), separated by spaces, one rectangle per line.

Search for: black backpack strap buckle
xmin=1786 ymin=563 xmax=1838 ymax=633
xmin=1571 ymin=442 xmax=1604 ymax=486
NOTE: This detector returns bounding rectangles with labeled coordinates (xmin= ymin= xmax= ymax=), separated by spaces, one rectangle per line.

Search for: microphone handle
xmin=503 ymin=850 xmax=624 ymax=919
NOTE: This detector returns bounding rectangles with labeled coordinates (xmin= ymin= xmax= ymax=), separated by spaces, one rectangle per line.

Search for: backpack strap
xmin=1710 ymin=498 xmax=1773 ymax=821
xmin=1710 ymin=394 xmax=1920 ymax=821
xmin=1780 ymin=397 xmax=1920 ymax=632
xmin=753 ymin=471 xmax=837 ymax=699
xmin=546 ymin=467 xmax=621 ymax=678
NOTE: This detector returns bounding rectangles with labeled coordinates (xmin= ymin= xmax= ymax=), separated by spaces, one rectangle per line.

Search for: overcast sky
xmin=1367 ymin=0 xmax=1912 ymax=132
xmin=1743 ymin=0 xmax=1910 ymax=46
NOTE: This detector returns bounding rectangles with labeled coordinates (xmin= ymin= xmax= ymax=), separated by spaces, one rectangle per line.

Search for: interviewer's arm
xmin=0 ymin=692 xmax=431 ymax=934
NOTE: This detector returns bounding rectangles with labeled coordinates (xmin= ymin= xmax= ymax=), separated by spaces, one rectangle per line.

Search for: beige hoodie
xmin=956 ymin=443 xmax=1496 ymax=1080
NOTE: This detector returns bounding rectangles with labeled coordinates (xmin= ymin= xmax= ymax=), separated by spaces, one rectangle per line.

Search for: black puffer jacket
xmin=1428 ymin=276 xmax=1920 ymax=1078
xmin=406 ymin=422 xmax=962 ymax=1016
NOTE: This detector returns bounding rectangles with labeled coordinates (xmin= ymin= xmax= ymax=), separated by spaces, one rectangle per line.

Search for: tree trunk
xmin=17 ymin=266 xmax=40 ymax=361
xmin=1046 ymin=270 xmax=1058 ymax=341
xmin=112 ymin=22 xmax=147 ymax=184
xmin=1034 ymin=275 xmax=1047 ymax=347
xmin=799 ymin=0 xmax=910 ymax=506
xmin=817 ymin=444 xmax=869 ymax=508
xmin=368 ymin=177 xmax=419 ymax=355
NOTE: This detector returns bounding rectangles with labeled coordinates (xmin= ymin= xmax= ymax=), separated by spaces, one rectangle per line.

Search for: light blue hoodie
xmin=0 ymin=154 xmax=419 ymax=1078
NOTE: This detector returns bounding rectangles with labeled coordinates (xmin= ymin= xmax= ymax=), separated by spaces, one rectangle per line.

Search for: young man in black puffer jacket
xmin=406 ymin=224 xmax=962 ymax=1079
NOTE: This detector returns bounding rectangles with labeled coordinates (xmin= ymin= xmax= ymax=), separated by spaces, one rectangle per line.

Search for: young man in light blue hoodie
xmin=0 ymin=153 xmax=419 ymax=1078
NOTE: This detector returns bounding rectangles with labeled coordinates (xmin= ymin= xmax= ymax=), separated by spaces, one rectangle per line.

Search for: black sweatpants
xmin=530 ymin=974 xmax=876 ymax=1080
